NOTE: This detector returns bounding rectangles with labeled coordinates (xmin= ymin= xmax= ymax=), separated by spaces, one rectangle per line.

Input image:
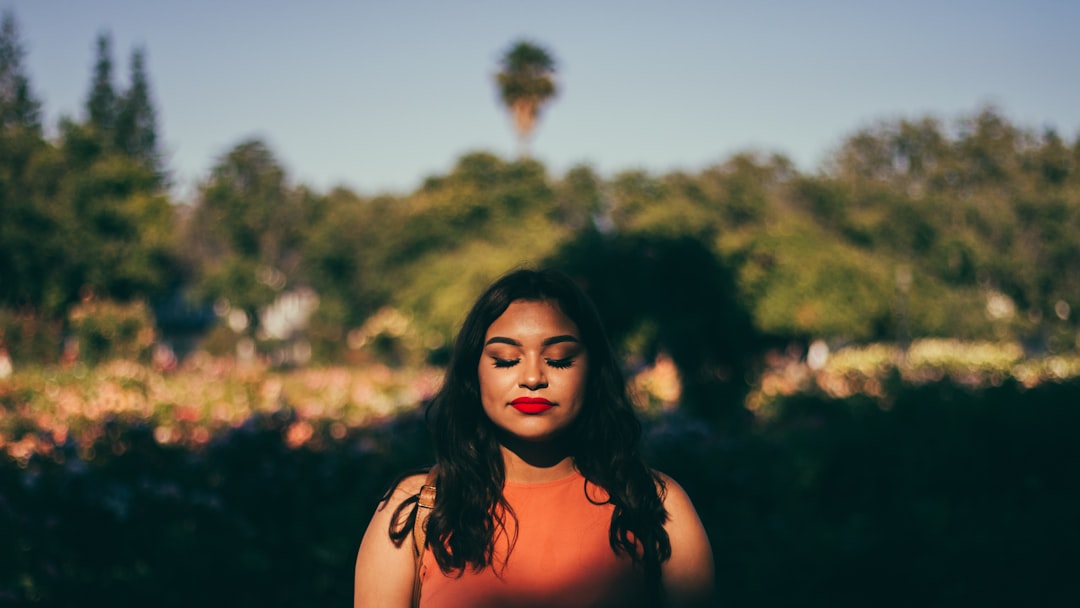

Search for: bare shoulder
xmin=653 ymin=471 xmax=692 ymax=505
xmin=653 ymin=471 xmax=708 ymax=547
xmin=653 ymin=471 xmax=715 ymax=608
xmin=354 ymin=471 xmax=430 ymax=608
xmin=379 ymin=472 xmax=429 ymax=511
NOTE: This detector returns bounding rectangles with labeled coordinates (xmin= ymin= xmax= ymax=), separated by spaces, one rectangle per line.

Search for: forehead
xmin=485 ymin=300 xmax=580 ymax=339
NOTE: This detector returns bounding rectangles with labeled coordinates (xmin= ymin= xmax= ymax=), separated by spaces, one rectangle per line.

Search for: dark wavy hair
xmin=389 ymin=268 xmax=672 ymax=598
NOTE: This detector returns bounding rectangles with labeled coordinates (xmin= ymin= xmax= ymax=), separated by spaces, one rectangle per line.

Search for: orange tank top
xmin=418 ymin=471 xmax=648 ymax=608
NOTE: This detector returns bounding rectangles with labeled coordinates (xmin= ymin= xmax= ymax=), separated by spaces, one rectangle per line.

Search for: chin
xmin=498 ymin=422 xmax=572 ymax=445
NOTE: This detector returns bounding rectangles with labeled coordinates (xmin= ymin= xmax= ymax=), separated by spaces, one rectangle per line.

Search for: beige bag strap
xmin=410 ymin=466 xmax=438 ymax=608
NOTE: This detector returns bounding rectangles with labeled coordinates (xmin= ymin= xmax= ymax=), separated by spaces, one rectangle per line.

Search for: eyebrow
xmin=484 ymin=335 xmax=581 ymax=347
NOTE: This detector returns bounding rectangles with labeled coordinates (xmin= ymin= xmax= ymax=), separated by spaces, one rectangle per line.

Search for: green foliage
xmin=0 ymin=10 xmax=49 ymax=314
xmin=1 ymin=22 xmax=173 ymax=330
xmin=0 ymin=118 xmax=174 ymax=319
xmin=0 ymin=10 xmax=40 ymax=131
xmin=816 ymin=107 xmax=1080 ymax=344
xmin=0 ymin=143 xmax=66 ymax=313
xmin=56 ymin=139 xmax=176 ymax=301
xmin=734 ymin=219 xmax=893 ymax=340
xmin=74 ymin=33 xmax=163 ymax=183
xmin=372 ymin=153 xmax=569 ymax=339
xmin=300 ymin=189 xmax=395 ymax=343
xmin=19 ymin=99 xmax=1080 ymax=367
xmin=702 ymin=153 xmax=793 ymax=228
xmin=113 ymin=47 xmax=163 ymax=179
xmin=183 ymin=140 xmax=315 ymax=334
xmin=791 ymin=175 xmax=852 ymax=231
xmin=611 ymin=170 xmax=722 ymax=239
xmin=0 ymin=308 xmax=62 ymax=363
xmin=85 ymin=33 xmax=117 ymax=137
xmin=66 ymin=298 xmax=157 ymax=365
xmin=553 ymin=163 xmax=602 ymax=230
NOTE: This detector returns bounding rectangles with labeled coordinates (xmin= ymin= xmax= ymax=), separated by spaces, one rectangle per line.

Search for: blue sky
xmin=5 ymin=1 xmax=1079 ymax=200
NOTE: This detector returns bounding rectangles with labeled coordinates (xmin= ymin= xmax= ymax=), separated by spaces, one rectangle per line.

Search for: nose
xmin=519 ymin=356 xmax=548 ymax=391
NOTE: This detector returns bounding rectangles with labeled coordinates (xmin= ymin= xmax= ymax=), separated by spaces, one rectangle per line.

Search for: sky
xmin=5 ymin=0 xmax=1079 ymax=201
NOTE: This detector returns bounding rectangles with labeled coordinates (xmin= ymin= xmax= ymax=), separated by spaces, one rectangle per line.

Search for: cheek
xmin=477 ymin=365 xmax=509 ymax=401
xmin=569 ymin=365 xmax=590 ymax=402
xmin=477 ymin=366 xmax=492 ymax=400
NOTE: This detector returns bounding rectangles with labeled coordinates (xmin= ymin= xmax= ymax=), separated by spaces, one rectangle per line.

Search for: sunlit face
xmin=478 ymin=299 xmax=589 ymax=443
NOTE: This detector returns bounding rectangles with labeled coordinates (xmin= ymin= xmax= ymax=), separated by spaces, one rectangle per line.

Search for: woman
xmin=355 ymin=269 xmax=714 ymax=607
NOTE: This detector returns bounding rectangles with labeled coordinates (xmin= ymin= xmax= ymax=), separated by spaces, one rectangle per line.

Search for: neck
xmin=499 ymin=435 xmax=576 ymax=483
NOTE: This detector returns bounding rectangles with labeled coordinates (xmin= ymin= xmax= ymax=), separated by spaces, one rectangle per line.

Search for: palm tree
xmin=495 ymin=40 xmax=558 ymax=158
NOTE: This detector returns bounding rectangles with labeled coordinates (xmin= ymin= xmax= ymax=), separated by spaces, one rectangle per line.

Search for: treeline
xmin=2 ymin=11 xmax=1079 ymax=373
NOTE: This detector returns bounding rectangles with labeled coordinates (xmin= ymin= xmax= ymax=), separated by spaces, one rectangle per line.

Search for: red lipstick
xmin=510 ymin=397 xmax=555 ymax=414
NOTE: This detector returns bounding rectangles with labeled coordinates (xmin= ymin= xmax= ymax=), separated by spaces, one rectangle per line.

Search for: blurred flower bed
xmin=0 ymin=354 xmax=444 ymax=464
xmin=5 ymin=339 xmax=1078 ymax=464
xmin=748 ymin=339 xmax=1080 ymax=415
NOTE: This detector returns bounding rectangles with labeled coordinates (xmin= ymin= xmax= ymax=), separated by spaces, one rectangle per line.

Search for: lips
xmin=510 ymin=397 xmax=555 ymax=414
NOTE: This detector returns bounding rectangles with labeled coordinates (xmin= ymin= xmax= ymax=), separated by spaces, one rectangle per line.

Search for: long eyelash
xmin=493 ymin=357 xmax=519 ymax=368
xmin=546 ymin=358 xmax=575 ymax=369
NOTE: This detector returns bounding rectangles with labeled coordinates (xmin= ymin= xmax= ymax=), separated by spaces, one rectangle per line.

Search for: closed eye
xmin=546 ymin=357 xmax=575 ymax=369
xmin=492 ymin=357 xmax=519 ymax=368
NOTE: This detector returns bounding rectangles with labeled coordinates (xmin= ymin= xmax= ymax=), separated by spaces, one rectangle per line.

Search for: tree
xmin=0 ymin=9 xmax=49 ymax=315
xmin=184 ymin=139 xmax=311 ymax=337
xmin=554 ymin=164 xmax=603 ymax=231
xmin=86 ymin=33 xmax=116 ymax=137
xmin=81 ymin=34 xmax=163 ymax=181
xmin=495 ymin=40 xmax=558 ymax=158
xmin=549 ymin=230 xmax=763 ymax=428
xmin=26 ymin=31 xmax=177 ymax=313
xmin=0 ymin=9 xmax=40 ymax=132
xmin=114 ymin=47 xmax=162 ymax=181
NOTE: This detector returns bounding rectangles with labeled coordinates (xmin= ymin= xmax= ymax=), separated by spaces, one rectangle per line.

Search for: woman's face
xmin=478 ymin=299 xmax=589 ymax=443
